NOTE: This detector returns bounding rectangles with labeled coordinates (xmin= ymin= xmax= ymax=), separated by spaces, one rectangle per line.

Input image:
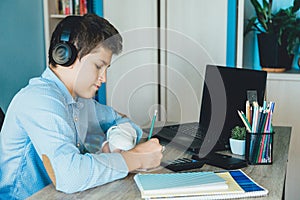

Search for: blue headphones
xmin=51 ymin=29 xmax=78 ymax=66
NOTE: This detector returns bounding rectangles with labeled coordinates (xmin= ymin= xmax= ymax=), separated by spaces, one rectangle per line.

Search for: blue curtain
xmin=0 ymin=0 xmax=45 ymax=112
xmin=226 ymin=0 xmax=237 ymax=67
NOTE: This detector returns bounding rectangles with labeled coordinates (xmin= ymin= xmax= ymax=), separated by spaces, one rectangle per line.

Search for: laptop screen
xmin=198 ymin=65 xmax=267 ymax=153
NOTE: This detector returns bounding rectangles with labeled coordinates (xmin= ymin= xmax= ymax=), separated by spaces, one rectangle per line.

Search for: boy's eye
xmin=96 ymin=65 xmax=102 ymax=69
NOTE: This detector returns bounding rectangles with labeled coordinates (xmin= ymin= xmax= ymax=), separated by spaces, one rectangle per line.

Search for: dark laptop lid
xmin=197 ymin=65 xmax=267 ymax=156
xmin=146 ymin=65 xmax=267 ymax=159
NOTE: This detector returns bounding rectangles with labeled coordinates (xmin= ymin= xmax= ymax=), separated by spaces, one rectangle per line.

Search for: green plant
xmin=286 ymin=18 xmax=300 ymax=54
xmin=244 ymin=0 xmax=300 ymax=55
xmin=231 ymin=126 xmax=246 ymax=140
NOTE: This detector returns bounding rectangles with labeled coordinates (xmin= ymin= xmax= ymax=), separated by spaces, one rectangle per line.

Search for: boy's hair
xmin=48 ymin=14 xmax=123 ymax=66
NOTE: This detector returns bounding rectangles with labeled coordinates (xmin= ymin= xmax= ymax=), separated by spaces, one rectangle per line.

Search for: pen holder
xmin=245 ymin=132 xmax=274 ymax=165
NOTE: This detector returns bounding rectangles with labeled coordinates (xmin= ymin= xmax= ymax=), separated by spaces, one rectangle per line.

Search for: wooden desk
xmin=28 ymin=126 xmax=291 ymax=200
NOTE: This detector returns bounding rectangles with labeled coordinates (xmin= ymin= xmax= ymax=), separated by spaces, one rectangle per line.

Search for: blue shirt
xmin=0 ymin=67 xmax=143 ymax=199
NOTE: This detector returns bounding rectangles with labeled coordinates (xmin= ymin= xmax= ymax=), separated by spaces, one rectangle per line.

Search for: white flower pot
xmin=229 ymin=138 xmax=246 ymax=156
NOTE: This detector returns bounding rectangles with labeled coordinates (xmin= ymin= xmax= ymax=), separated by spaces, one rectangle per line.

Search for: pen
xmin=148 ymin=110 xmax=158 ymax=140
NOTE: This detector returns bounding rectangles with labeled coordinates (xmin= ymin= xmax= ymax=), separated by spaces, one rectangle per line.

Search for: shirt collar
xmin=41 ymin=67 xmax=76 ymax=105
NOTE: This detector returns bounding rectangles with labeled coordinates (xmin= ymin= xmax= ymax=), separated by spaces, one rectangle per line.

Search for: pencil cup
xmin=245 ymin=132 xmax=274 ymax=165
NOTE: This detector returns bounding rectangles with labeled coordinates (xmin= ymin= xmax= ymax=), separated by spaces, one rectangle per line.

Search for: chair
xmin=0 ymin=107 xmax=4 ymax=131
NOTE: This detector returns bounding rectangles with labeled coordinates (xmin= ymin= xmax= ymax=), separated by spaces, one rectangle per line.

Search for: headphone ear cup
xmin=52 ymin=42 xmax=77 ymax=66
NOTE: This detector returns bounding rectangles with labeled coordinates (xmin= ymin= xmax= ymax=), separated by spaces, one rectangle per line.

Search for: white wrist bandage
xmin=106 ymin=122 xmax=137 ymax=152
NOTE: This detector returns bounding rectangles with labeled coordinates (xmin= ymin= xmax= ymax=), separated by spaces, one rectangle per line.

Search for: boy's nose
xmin=98 ymin=72 xmax=106 ymax=83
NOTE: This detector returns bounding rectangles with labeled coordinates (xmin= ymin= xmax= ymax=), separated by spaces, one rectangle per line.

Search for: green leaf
xmin=244 ymin=17 xmax=258 ymax=36
xmin=292 ymin=0 xmax=300 ymax=13
xmin=231 ymin=126 xmax=246 ymax=140
xmin=250 ymin=0 xmax=270 ymax=32
xmin=267 ymin=0 xmax=273 ymax=18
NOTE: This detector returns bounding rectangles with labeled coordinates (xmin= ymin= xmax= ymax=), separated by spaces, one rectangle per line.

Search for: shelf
xmin=50 ymin=14 xmax=81 ymax=19
xmin=267 ymin=69 xmax=300 ymax=81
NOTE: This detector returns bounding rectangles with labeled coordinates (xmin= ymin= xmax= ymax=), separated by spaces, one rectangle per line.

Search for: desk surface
xmin=28 ymin=126 xmax=291 ymax=200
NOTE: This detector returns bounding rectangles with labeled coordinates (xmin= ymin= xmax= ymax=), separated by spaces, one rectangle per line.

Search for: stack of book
xmin=56 ymin=0 xmax=93 ymax=15
xmin=134 ymin=170 xmax=268 ymax=199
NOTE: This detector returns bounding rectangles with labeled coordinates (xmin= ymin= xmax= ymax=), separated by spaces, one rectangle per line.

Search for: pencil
xmin=237 ymin=110 xmax=252 ymax=132
xmin=246 ymin=100 xmax=251 ymax=123
xmin=148 ymin=110 xmax=158 ymax=140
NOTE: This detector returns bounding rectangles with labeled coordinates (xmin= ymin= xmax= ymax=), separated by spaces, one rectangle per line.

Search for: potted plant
xmin=229 ymin=126 xmax=246 ymax=156
xmin=244 ymin=0 xmax=300 ymax=71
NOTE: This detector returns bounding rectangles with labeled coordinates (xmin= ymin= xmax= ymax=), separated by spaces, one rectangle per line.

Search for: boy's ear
xmin=42 ymin=154 xmax=56 ymax=186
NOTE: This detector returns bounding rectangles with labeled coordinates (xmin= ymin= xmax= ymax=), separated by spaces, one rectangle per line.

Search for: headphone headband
xmin=60 ymin=30 xmax=71 ymax=42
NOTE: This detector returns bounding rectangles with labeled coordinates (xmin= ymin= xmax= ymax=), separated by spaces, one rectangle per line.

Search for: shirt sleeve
xmin=16 ymin=90 xmax=129 ymax=193
xmin=94 ymin=101 xmax=143 ymax=143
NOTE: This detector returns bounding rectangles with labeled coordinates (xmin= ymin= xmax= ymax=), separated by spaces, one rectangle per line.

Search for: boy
xmin=0 ymin=14 xmax=163 ymax=199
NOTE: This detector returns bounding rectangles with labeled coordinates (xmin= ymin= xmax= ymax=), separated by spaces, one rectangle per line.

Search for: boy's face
xmin=72 ymin=46 xmax=112 ymax=99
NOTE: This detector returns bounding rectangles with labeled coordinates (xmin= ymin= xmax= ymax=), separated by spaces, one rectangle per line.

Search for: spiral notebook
xmin=134 ymin=170 xmax=268 ymax=199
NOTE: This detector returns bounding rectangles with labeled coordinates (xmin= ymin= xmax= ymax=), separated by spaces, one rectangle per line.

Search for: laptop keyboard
xmin=167 ymin=124 xmax=206 ymax=140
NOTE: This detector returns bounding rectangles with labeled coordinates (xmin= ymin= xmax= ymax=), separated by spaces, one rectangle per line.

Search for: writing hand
xmin=121 ymin=138 xmax=163 ymax=171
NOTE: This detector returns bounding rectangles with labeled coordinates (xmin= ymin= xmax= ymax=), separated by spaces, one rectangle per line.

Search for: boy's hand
xmin=121 ymin=138 xmax=163 ymax=171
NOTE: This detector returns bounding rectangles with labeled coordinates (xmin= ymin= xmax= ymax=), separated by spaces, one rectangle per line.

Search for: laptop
xmin=144 ymin=65 xmax=267 ymax=166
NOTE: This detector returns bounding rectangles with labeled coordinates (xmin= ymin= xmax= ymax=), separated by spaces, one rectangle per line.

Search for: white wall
xmin=164 ymin=0 xmax=228 ymax=123
xmin=104 ymin=0 xmax=230 ymax=127
xmin=103 ymin=0 xmax=158 ymax=127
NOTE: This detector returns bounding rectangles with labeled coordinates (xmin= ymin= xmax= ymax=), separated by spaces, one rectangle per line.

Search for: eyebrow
xmin=98 ymin=59 xmax=109 ymax=67
xmin=101 ymin=60 xmax=108 ymax=66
